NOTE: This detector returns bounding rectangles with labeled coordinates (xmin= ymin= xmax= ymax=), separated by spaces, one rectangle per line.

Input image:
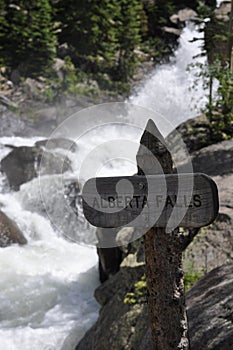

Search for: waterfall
xmin=130 ymin=23 xmax=206 ymax=127
xmin=0 ymin=23 xmax=208 ymax=350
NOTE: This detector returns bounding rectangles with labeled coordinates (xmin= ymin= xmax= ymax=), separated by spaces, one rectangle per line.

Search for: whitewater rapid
xmin=0 ymin=24 xmax=207 ymax=350
xmin=0 ymin=138 xmax=99 ymax=350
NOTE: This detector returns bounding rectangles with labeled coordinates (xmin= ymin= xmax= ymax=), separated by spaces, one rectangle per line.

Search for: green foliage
xmin=0 ymin=0 xmax=56 ymax=77
xmin=0 ymin=0 xmax=194 ymax=94
xmin=191 ymin=59 xmax=233 ymax=142
xmin=184 ymin=270 xmax=203 ymax=290
xmin=123 ymin=267 xmax=202 ymax=304
xmin=56 ymin=0 xmax=145 ymax=83
xmin=196 ymin=0 xmax=214 ymax=19
xmin=113 ymin=0 xmax=144 ymax=82
xmin=184 ymin=262 xmax=203 ymax=290
xmin=0 ymin=1 xmax=7 ymax=65
xmin=124 ymin=275 xmax=147 ymax=305
xmin=144 ymin=0 xmax=175 ymax=32
xmin=56 ymin=0 xmax=120 ymax=72
xmin=43 ymin=56 xmax=102 ymax=102
xmin=189 ymin=1 xmax=233 ymax=143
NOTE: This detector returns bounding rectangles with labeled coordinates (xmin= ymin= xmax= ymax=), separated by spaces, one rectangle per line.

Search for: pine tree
xmin=143 ymin=0 xmax=175 ymax=38
xmin=0 ymin=0 xmax=8 ymax=65
xmin=0 ymin=0 xmax=56 ymax=77
xmin=114 ymin=0 xmax=144 ymax=82
xmin=0 ymin=1 xmax=27 ymax=70
xmin=56 ymin=0 xmax=120 ymax=73
xmin=25 ymin=0 xmax=56 ymax=76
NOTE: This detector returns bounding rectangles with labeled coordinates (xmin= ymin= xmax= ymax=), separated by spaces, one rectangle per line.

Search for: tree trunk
xmin=137 ymin=119 xmax=190 ymax=350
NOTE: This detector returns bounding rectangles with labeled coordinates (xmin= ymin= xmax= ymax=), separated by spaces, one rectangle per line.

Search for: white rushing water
xmin=0 ymin=23 xmax=207 ymax=350
xmin=130 ymin=23 xmax=206 ymax=126
xmin=0 ymin=140 xmax=99 ymax=350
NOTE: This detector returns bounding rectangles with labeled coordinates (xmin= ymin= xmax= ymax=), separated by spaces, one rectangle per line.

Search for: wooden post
xmin=136 ymin=119 xmax=190 ymax=350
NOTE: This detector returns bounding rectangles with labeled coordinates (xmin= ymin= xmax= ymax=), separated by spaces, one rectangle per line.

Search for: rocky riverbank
xmin=76 ymin=263 xmax=233 ymax=350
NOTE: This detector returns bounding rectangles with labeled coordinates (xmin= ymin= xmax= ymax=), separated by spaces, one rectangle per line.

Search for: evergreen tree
xmin=114 ymin=0 xmax=144 ymax=82
xmin=0 ymin=0 xmax=8 ymax=65
xmin=0 ymin=0 xmax=56 ymax=77
xmin=56 ymin=0 xmax=120 ymax=73
xmin=143 ymin=0 xmax=175 ymax=37
xmin=25 ymin=0 xmax=56 ymax=76
xmin=0 ymin=1 xmax=27 ymax=70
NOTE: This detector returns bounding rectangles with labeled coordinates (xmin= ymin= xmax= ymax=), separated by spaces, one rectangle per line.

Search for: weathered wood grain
xmin=82 ymin=173 xmax=219 ymax=228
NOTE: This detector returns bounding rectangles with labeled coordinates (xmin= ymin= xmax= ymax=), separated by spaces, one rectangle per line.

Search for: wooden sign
xmin=82 ymin=173 xmax=219 ymax=228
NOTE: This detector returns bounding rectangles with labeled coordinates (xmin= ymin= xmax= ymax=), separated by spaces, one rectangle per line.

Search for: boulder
xmin=179 ymin=138 xmax=233 ymax=176
xmin=183 ymin=211 xmax=233 ymax=274
xmin=0 ymin=144 xmax=72 ymax=190
xmin=0 ymin=210 xmax=27 ymax=247
xmin=173 ymin=138 xmax=233 ymax=273
xmin=76 ymin=263 xmax=233 ymax=350
xmin=35 ymin=138 xmax=77 ymax=152
xmin=76 ymin=263 xmax=146 ymax=350
xmin=23 ymin=78 xmax=45 ymax=100
xmin=162 ymin=26 xmax=182 ymax=36
xmin=96 ymin=228 xmax=124 ymax=283
xmin=0 ymin=105 xmax=35 ymax=137
xmin=215 ymin=0 xmax=231 ymax=21
xmin=140 ymin=265 xmax=233 ymax=350
xmin=187 ymin=263 xmax=233 ymax=350
xmin=38 ymin=149 xmax=72 ymax=176
xmin=166 ymin=114 xmax=210 ymax=154
xmin=0 ymin=146 xmax=38 ymax=190
xmin=170 ymin=8 xmax=197 ymax=24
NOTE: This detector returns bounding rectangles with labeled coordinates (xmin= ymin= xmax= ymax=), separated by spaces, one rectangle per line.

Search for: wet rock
xmin=96 ymin=228 xmax=123 ymax=283
xmin=0 ymin=144 xmax=72 ymax=190
xmin=0 ymin=146 xmax=38 ymax=190
xmin=96 ymin=226 xmax=145 ymax=283
xmin=39 ymin=149 xmax=72 ymax=176
xmin=0 ymin=105 xmax=35 ymax=137
xmin=0 ymin=210 xmax=27 ymax=247
xmin=35 ymin=138 xmax=77 ymax=152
